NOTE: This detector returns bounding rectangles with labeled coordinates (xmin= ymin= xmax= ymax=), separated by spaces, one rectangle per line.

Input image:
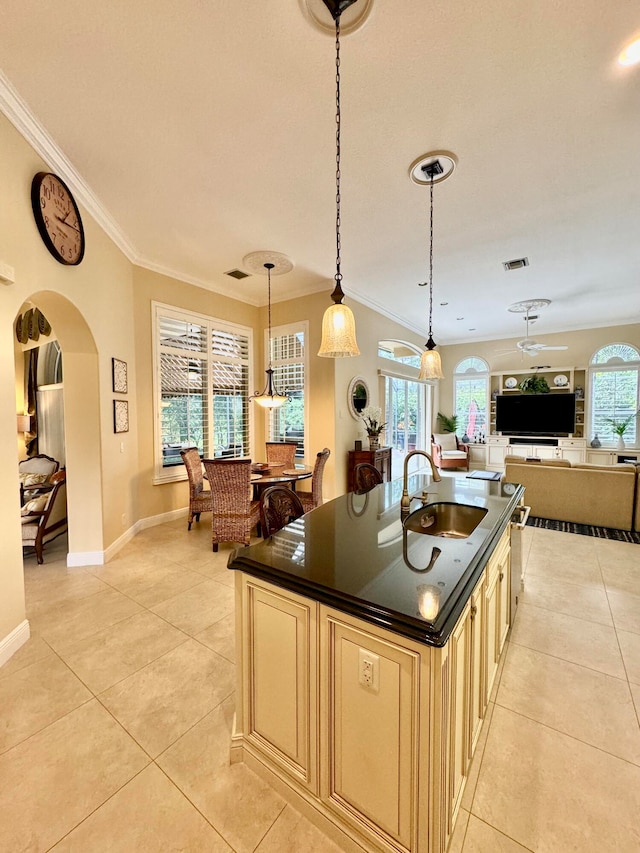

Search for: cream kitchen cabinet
xmin=233 ymin=530 xmax=512 ymax=853
xmin=557 ymin=438 xmax=586 ymax=463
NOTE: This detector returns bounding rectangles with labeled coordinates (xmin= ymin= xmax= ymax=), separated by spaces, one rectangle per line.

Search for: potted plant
xmin=604 ymin=411 xmax=639 ymax=450
xmin=518 ymin=375 xmax=550 ymax=394
xmin=360 ymin=405 xmax=386 ymax=451
xmin=436 ymin=412 xmax=458 ymax=433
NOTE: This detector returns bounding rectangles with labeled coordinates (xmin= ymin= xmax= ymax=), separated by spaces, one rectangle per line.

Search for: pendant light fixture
xmin=410 ymin=151 xmax=457 ymax=381
xmin=250 ymin=262 xmax=289 ymax=409
xmin=318 ymin=0 xmax=360 ymax=358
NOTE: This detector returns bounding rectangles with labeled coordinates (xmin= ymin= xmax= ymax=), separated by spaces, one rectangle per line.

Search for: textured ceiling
xmin=1 ymin=0 xmax=639 ymax=346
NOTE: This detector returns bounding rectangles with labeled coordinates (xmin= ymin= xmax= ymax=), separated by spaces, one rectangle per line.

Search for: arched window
xmin=589 ymin=344 xmax=640 ymax=445
xmin=453 ymin=357 xmax=489 ymax=441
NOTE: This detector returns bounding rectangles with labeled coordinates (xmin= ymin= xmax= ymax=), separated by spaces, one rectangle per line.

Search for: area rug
xmin=526 ymin=515 xmax=640 ymax=544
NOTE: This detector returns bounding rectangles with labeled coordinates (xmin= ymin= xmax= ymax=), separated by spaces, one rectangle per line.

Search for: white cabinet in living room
xmin=486 ymin=436 xmax=509 ymax=471
xmin=507 ymin=442 xmax=556 ymax=460
xmin=558 ymin=438 xmax=586 ymax=464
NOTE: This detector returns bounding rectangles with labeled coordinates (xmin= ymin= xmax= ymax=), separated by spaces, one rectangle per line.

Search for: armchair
xmin=21 ymin=470 xmax=67 ymax=564
xmin=431 ymin=433 xmax=470 ymax=472
xmin=18 ymin=453 xmax=60 ymax=504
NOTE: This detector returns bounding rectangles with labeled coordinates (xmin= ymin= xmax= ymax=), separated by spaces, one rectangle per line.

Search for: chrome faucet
xmin=401 ymin=449 xmax=441 ymax=519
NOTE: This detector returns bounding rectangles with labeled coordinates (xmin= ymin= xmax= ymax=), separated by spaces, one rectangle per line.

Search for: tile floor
xmin=2 ymin=517 xmax=640 ymax=852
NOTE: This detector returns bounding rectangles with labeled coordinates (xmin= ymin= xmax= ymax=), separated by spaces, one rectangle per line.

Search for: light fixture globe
xmin=413 ymin=152 xmax=456 ymax=382
xmin=250 ymin=262 xmax=291 ymax=409
xmin=317 ymin=0 xmax=361 ymax=358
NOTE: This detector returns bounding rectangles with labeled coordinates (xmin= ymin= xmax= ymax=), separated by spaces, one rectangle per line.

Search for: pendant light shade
xmin=250 ymin=262 xmax=290 ymax=408
xmin=419 ymin=343 xmax=444 ymax=381
xmin=318 ymin=300 xmax=359 ymax=358
xmin=318 ymin=3 xmax=360 ymax=358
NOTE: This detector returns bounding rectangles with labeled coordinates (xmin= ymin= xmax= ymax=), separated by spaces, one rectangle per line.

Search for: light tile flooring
xmin=2 ymin=518 xmax=640 ymax=852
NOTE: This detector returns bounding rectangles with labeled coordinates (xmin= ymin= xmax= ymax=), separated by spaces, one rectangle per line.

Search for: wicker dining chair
xmin=265 ymin=441 xmax=297 ymax=469
xmin=259 ymin=485 xmax=305 ymax=538
xmin=180 ymin=448 xmax=213 ymax=530
xmin=353 ymin=462 xmax=383 ymax=494
xmin=298 ymin=448 xmax=331 ymax=513
xmin=202 ymin=458 xmax=261 ymax=551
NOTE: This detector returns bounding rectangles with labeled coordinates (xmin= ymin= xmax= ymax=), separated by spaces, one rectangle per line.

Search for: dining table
xmin=250 ymin=463 xmax=312 ymax=497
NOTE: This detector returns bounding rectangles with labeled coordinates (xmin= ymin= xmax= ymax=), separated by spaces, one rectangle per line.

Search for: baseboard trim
xmin=0 ymin=620 xmax=30 ymax=668
xmin=67 ymin=507 xmax=189 ymax=566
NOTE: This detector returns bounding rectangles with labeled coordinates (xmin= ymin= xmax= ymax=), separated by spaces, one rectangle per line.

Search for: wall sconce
xmin=17 ymin=414 xmax=31 ymax=434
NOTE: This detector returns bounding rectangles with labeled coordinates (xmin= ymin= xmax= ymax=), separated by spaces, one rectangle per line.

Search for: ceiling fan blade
xmin=537 ymin=345 xmax=568 ymax=351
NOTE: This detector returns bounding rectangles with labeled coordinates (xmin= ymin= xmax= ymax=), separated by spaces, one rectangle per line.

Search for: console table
xmin=347 ymin=446 xmax=391 ymax=492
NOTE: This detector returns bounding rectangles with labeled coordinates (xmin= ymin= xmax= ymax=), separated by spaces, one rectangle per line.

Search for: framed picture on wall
xmin=112 ymin=358 xmax=128 ymax=394
xmin=113 ymin=400 xmax=129 ymax=433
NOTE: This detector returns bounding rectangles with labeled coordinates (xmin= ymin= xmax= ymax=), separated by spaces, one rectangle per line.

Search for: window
xmin=378 ymin=341 xmax=429 ymax=470
xmin=267 ymin=323 xmax=307 ymax=458
xmin=153 ymin=303 xmax=252 ymax=482
xmin=453 ymin=357 xmax=489 ymax=440
xmin=589 ymin=344 xmax=640 ymax=445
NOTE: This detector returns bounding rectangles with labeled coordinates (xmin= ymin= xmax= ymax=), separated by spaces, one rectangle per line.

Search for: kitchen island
xmin=228 ymin=472 xmax=524 ymax=853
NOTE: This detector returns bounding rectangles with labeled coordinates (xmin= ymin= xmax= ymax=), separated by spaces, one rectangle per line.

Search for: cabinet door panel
xmin=484 ymin=568 xmax=500 ymax=707
xmin=321 ymin=613 xmax=419 ymax=850
xmin=448 ymin=602 xmax=471 ymax=826
xmin=244 ymin=582 xmax=317 ymax=789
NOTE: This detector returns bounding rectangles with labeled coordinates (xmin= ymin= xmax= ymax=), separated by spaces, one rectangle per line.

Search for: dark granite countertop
xmin=228 ymin=472 xmax=524 ymax=646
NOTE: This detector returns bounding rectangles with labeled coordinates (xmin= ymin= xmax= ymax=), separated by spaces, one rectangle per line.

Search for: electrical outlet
xmin=358 ymin=648 xmax=379 ymax=691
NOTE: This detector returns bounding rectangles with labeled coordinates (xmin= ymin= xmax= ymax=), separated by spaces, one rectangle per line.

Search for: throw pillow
xmin=433 ymin=433 xmax=457 ymax=451
xmin=19 ymin=472 xmax=49 ymax=486
xmin=21 ymin=494 xmax=48 ymax=516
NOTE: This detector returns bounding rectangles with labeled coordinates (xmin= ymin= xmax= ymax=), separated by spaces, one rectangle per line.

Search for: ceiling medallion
xmin=409 ymin=151 xmax=458 ymax=186
xmin=299 ymin=0 xmax=373 ymax=35
xmin=242 ymin=251 xmax=294 ymax=276
xmin=508 ymin=298 xmax=551 ymax=314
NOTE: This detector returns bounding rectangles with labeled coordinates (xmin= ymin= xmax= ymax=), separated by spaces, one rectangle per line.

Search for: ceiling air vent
xmin=224 ymin=268 xmax=250 ymax=280
xmin=502 ymin=257 xmax=529 ymax=271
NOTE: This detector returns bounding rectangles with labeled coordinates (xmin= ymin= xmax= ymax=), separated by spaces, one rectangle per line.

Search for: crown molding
xmin=0 ymin=70 xmax=137 ymax=261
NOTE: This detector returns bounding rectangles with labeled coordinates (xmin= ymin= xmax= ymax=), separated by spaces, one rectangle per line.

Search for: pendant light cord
xmin=265 ymin=262 xmax=274 ymax=370
xmin=428 ymin=172 xmax=434 ymax=339
xmin=332 ymin=14 xmax=345 ymax=302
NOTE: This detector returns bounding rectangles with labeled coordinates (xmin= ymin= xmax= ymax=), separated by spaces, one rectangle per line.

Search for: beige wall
xmin=437 ymin=325 xmax=640 ymax=427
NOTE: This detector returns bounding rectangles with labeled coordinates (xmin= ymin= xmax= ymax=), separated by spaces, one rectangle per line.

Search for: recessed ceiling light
xmin=440 ymin=301 xmax=449 ymax=306
xmin=468 ymin=328 xmax=476 ymax=331
xmin=619 ymin=37 xmax=640 ymax=66
xmin=502 ymin=257 xmax=529 ymax=271
xmin=456 ymin=316 xmax=464 ymax=321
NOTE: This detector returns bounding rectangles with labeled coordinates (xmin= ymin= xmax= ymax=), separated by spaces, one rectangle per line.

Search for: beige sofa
xmin=503 ymin=455 xmax=639 ymax=531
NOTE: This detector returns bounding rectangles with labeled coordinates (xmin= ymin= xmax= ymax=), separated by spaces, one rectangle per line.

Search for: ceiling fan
xmin=497 ymin=298 xmax=568 ymax=357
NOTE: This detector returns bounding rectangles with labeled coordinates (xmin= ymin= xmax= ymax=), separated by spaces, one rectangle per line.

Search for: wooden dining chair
xmin=259 ymin=485 xmax=305 ymax=538
xmin=202 ymin=458 xmax=261 ymax=551
xmin=298 ymin=448 xmax=331 ymax=512
xmin=353 ymin=462 xmax=383 ymax=494
xmin=180 ymin=448 xmax=213 ymax=530
xmin=265 ymin=441 xmax=297 ymax=469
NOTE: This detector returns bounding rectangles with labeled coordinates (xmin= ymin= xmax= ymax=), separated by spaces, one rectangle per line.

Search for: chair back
xmin=260 ymin=486 xmax=305 ymax=538
xmin=310 ymin=448 xmax=331 ymax=507
xmin=203 ymin=458 xmax=252 ymax=511
xmin=265 ymin=442 xmax=297 ymax=468
xmin=180 ymin=447 xmax=205 ymax=497
xmin=353 ymin=462 xmax=383 ymax=493
xmin=19 ymin=453 xmax=59 ymax=478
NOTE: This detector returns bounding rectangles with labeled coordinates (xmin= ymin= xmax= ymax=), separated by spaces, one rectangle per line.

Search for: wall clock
xmin=31 ymin=172 xmax=85 ymax=265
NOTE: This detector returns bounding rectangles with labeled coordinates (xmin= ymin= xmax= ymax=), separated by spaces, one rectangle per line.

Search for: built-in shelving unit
xmin=489 ymin=366 xmax=586 ymax=439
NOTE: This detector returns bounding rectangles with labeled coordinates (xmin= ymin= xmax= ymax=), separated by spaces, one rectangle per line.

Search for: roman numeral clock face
xmin=31 ymin=172 xmax=85 ymax=265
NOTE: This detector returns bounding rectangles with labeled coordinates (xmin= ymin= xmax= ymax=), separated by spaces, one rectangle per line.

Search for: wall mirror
xmin=348 ymin=376 xmax=369 ymax=420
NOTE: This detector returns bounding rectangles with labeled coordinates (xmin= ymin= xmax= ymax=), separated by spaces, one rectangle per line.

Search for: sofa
xmin=503 ymin=455 xmax=640 ymax=531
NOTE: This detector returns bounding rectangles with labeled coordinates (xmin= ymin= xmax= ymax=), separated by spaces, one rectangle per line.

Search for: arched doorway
xmin=15 ymin=292 xmax=105 ymax=565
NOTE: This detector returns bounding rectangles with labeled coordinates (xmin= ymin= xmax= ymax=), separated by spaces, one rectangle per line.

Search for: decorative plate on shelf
xmin=553 ymin=374 xmax=569 ymax=387
xmin=504 ymin=377 xmax=518 ymax=389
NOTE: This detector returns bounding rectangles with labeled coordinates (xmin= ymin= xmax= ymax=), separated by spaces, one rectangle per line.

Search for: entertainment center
xmin=484 ymin=367 xmax=587 ymax=471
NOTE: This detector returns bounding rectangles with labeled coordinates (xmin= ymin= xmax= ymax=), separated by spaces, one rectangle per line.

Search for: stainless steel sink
xmin=403 ymin=502 xmax=488 ymax=539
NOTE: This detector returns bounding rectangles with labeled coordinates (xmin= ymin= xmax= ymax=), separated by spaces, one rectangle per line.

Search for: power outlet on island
xmin=358 ymin=648 xmax=380 ymax=692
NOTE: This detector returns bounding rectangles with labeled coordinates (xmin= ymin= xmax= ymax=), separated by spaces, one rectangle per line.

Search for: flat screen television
xmin=495 ymin=393 xmax=576 ymax=436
